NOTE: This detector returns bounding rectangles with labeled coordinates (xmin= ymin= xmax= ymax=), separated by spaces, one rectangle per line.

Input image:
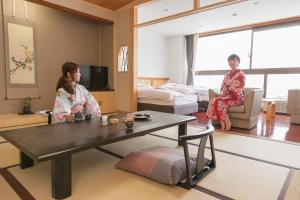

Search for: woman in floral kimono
xmin=53 ymin=62 xmax=101 ymax=122
xmin=206 ymin=54 xmax=245 ymax=131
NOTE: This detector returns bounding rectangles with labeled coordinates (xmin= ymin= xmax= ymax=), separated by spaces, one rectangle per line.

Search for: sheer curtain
xmin=185 ymin=34 xmax=198 ymax=85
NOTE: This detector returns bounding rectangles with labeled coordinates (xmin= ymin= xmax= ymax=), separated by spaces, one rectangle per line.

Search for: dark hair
xmin=228 ymin=54 xmax=240 ymax=63
xmin=56 ymin=62 xmax=79 ymax=94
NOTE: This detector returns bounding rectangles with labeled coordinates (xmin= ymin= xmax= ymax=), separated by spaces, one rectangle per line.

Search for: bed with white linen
xmin=137 ymin=84 xmax=198 ymax=115
xmin=157 ymin=83 xmax=209 ymax=111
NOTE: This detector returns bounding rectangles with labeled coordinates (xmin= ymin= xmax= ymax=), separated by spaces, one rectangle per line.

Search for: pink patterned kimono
xmin=53 ymin=84 xmax=101 ymax=122
xmin=206 ymin=69 xmax=245 ymax=122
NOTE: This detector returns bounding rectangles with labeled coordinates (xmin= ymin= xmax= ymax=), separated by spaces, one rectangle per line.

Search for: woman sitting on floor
xmin=53 ymin=62 xmax=101 ymax=122
xmin=206 ymin=54 xmax=245 ymax=131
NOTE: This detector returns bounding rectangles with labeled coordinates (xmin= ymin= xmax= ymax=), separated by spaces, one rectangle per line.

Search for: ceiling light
xmin=232 ymin=13 xmax=237 ymax=17
xmin=163 ymin=8 xmax=169 ymax=12
xmin=253 ymin=1 xmax=259 ymax=5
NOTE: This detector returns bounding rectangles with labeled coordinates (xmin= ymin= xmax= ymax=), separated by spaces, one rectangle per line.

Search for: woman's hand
xmin=71 ymin=105 xmax=84 ymax=113
xmin=65 ymin=114 xmax=74 ymax=122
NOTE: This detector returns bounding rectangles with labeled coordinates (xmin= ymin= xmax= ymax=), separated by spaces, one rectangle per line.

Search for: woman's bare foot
xmin=220 ymin=121 xmax=225 ymax=131
xmin=225 ymin=119 xmax=232 ymax=131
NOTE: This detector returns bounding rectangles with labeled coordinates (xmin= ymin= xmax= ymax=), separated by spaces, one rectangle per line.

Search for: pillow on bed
xmin=115 ymin=146 xmax=197 ymax=185
xmin=137 ymin=82 xmax=152 ymax=88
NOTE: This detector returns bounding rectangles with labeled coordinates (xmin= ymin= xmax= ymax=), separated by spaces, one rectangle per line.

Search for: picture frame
xmin=3 ymin=16 xmax=40 ymax=99
xmin=4 ymin=17 xmax=38 ymax=87
xmin=118 ymin=45 xmax=128 ymax=72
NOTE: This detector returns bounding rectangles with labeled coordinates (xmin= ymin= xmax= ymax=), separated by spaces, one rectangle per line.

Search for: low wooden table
xmin=1 ymin=111 xmax=196 ymax=199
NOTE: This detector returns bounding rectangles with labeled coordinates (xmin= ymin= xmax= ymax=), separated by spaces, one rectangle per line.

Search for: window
xmin=195 ymin=30 xmax=252 ymax=71
xmin=245 ymin=74 xmax=264 ymax=89
xmin=252 ymin=24 xmax=300 ymax=68
xmin=194 ymin=23 xmax=300 ymax=100
xmin=267 ymin=74 xmax=300 ymax=99
xmin=194 ymin=75 xmax=224 ymax=89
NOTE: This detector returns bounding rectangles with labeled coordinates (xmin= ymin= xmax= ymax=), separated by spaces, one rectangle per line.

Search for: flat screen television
xmin=79 ymin=65 xmax=109 ymax=90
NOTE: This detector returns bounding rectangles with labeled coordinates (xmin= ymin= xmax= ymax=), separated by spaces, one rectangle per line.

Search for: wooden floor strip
xmin=3 ymin=164 xmax=20 ymax=170
xmin=0 ymin=168 xmax=35 ymax=200
xmin=278 ymin=169 xmax=295 ymax=200
xmin=189 ymin=124 xmax=300 ymax=147
xmin=150 ymin=133 xmax=300 ymax=170
xmin=95 ymin=147 xmax=124 ymax=159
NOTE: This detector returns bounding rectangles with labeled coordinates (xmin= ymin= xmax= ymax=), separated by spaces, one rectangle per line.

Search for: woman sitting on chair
xmin=53 ymin=62 xmax=101 ymax=122
xmin=206 ymin=54 xmax=245 ymax=131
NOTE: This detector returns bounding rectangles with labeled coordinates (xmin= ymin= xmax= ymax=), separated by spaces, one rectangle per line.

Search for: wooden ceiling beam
xmin=28 ymin=0 xmax=114 ymax=24
xmin=116 ymin=0 xmax=152 ymax=12
xmin=135 ymin=0 xmax=248 ymax=28
xmin=82 ymin=0 xmax=136 ymax=11
xmin=199 ymin=15 xmax=300 ymax=37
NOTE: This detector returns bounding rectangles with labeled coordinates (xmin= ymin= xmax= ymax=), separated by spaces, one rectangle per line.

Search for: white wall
xmin=167 ymin=36 xmax=187 ymax=84
xmin=137 ymin=28 xmax=187 ymax=84
xmin=137 ymin=29 xmax=169 ymax=77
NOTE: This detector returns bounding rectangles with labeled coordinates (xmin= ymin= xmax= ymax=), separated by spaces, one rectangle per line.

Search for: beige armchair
xmin=288 ymin=89 xmax=300 ymax=124
xmin=209 ymin=88 xmax=264 ymax=129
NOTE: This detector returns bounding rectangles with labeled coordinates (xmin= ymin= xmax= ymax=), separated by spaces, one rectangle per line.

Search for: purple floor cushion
xmin=115 ymin=146 xmax=197 ymax=185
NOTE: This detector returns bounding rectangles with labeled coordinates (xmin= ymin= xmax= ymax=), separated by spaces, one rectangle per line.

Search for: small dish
xmin=134 ymin=113 xmax=152 ymax=120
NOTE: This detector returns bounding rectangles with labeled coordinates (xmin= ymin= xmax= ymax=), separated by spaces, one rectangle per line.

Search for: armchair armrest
xmin=288 ymin=89 xmax=300 ymax=114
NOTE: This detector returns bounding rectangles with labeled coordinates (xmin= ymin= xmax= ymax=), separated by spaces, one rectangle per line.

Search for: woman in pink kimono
xmin=53 ymin=62 xmax=101 ymax=122
xmin=206 ymin=54 xmax=245 ymax=131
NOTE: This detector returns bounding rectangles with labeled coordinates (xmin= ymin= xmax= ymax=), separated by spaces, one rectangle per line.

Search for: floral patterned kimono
xmin=206 ymin=69 xmax=245 ymax=122
xmin=53 ymin=84 xmax=101 ymax=122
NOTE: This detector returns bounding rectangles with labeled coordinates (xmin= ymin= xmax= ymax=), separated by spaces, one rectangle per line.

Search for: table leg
xmin=51 ymin=155 xmax=72 ymax=199
xmin=20 ymin=152 xmax=34 ymax=169
xmin=178 ymin=123 xmax=187 ymax=146
xmin=209 ymin=135 xmax=216 ymax=168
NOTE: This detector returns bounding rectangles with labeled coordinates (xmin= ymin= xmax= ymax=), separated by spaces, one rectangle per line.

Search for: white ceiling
xmin=138 ymin=0 xmax=300 ymax=37
xmin=138 ymin=0 xmax=194 ymax=24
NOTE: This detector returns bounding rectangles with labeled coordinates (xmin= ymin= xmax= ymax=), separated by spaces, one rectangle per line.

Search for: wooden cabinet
xmin=91 ymin=91 xmax=115 ymax=114
xmin=0 ymin=114 xmax=48 ymax=140
xmin=0 ymin=114 xmax=48 ymax=130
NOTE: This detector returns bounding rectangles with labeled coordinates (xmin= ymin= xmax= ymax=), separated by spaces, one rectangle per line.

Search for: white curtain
xmin=185 ymin=34 xmax=198 ymax=85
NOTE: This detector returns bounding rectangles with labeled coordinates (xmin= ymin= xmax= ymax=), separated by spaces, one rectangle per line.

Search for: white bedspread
xmin=158 ymin=83 xmax=209 ymax=101
xmin=137 ymin=86 xmax=183 ymax=101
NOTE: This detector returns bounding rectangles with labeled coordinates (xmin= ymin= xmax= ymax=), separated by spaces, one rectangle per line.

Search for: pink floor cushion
xmin=115 ymin=146 xmax=197 ymax=185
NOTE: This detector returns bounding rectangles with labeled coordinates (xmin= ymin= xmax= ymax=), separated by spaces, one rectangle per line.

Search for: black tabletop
xmin=1 ymin=111 xmax=196 ymax=162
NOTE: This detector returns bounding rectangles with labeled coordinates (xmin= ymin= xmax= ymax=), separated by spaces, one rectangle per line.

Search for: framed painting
xmin=4 ymin=17 xmax=39 ymax=99
xmin=4 ymin=18 xmax=37 ymax=86
xmin=118 ymin=45 xmax=128 ymax=72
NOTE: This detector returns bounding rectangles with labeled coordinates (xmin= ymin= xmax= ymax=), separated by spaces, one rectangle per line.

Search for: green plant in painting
xmin=10 ymin=43 xmax=34 ymax=75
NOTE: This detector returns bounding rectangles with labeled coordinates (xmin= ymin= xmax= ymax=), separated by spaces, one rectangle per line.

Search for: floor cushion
xmin=115 ymin=146 xmax=196 ymax=185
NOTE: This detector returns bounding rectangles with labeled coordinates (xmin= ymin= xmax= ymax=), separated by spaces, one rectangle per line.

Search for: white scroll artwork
xmin=7 ymin=22 xmax=36 ymax=84
xmin=118 ymin=45 xmax=128 ymax=72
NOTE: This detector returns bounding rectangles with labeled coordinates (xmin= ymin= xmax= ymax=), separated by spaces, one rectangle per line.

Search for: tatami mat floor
xmin=0 ymin=125 xmax=300 ymax=200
